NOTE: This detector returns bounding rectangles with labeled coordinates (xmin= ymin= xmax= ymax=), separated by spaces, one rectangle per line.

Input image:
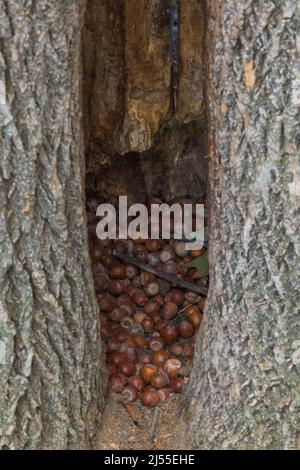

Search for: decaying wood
xmin=113 ymin=251 xmax=208 ymax=296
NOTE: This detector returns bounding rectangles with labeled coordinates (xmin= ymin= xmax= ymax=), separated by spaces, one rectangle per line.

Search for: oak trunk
xmin=0 ymin=0 xmax=105 ymax=449
xmin=182 ymin=0 xmax=300 ymax=450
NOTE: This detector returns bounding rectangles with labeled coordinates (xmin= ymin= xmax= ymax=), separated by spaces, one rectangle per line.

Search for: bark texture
xmin=183 ymin=0 xmax=300 ymax=449
xmin=0 ymin=0 xmax=104 ymax=449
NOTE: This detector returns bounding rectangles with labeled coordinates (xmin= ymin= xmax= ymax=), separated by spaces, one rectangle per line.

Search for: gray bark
xmin=0 ymin=0 xmax=104 ymax=449
xmin=182 ymin=0 xmax=300 ymax=449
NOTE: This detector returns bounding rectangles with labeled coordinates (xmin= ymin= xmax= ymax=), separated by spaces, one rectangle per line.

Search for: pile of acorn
xmin=87 ymin=197 xmax=207 ymax=408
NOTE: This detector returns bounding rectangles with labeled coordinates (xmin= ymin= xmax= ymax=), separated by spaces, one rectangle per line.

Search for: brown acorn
xmin=100 ymin=325 xmax=109 ymax=340
xmin=119 ymin=361 xmax=136 ymax=377
xmin=94 ymin=273 xmax=110 ymax=292
xmin=154 ymin=294 xmax=165 ymax=306
xmin=142 ymin=317 xmax=155 ymax=334
xmin=122 ymin=385 xmax=138 ymax=402
xmin=197 ymin=297 xmax=206 ymax=312
xmin=134 ymin=335 xmax=148 ymax=349
xmin=139 ymin=352 xmax=153 ymax=365
xmin=119 ymin=301 xmax=136 ymax=316
xmin=98 ymin=294 xmax=117 ymax=313
xmin=99 ymin=312 xmax=109 ymax=326
xmin=127 ymin=285 xmax=141 ymax=297
xmin=101 ymin=254 xmax=118 ymax=269
xmin=184 ymin=304 xmax=200 ymax=318
xmin=115 ymin=329 xmax=131 ymax=342
xmin=186 ymin=268 xmax=197 ymax=281
xmin=141 ymin=364 xmax=158 ymax=383
xmin=110 ymin=307 xmax=128 ymax=322
xmin=155 ymin=319 xmax=169 ymax=334
xmin=109 ymin=264 xmax=127 ymax=280
xmin=110 ymin=373 xmax=126 ymax=393
xmin=108 ymin=280 xmax=123 ymax=295
xmin=92 ymin=262 xmax=105 ymax=276
xmin=162 ymin=302 xmax=178 ymax=320
xmin=144 ymin=300 xmax=160 ymax=315
xmin=141 ymin=387 xmax=160 ymax=408
xmin=178 ymin=358 xmax=192 ymax=377
xmin=151 ymin=370 xmax=170 ymax=389
xmin=188 ymin=310 xmax=202 ymax=328
xmin=157 ymin=279 xmax=171 ymax=295
xmin=152 ymin=349 xmax=170 ymax=367
xmin=109 ymin=351 xmax=125 ymax=367
xmin=131 ymin=322 xmax=145 ymax=337
xmin=112 ymin=239 xmax=127 ymax=253
xmin=122 ymin=346 xmax=138 ymax=363
xmin=164 ymin=358 xmax=181 ymax=378
xmin=133 ymin=312 xmax=148 ymax=324
xmin=173 ymin=241 xmax=188 ymax=258
xmin=170 ymin=342 xmax=184 ymax=357
xmin=92 ymin=245 xmax=104 ymax=262
xmin=132 ymin=275 xmax=141 ymax=287
xmin=190 ymin=248 xmax=206 ymax=258
xmin=160 ymin=245 xmax=175 ymax=263
xmin=120 ymin=316 xmax=134 ymax=331
xmin=139 ymin=272 xmax=156 ymax=286
xmin=117 ymin=294 xmax=132 ymax=305
xmin=132 ymin=290 xmax=148 ymax=307
xmin=171 ymin=377 xmax=184 ymax=393
xmin=106 ymin=363 xmax=117 ymax=376
xmin=128 ymin=375 xmax=144 ymax=392
xmin=106 ymin=337 xmax=121 ymax=353
xmin=118 ymin=338 xmax=137 ymax=351
xmin=182 ymin=344 xmax=194 ymax=359
xmin=178 ymin=320 xmax=195 ymax=339
xmin=134 ymin=244 xmax=148 ymax=262
xmin=144 ymin=281 xmax=160 ymax=297
xmin=152 ymin=312 xmax=162 ymax=324
xmin=158 ymin=387 xmax=171 ymax=402
xmin=162 ymin=260 xmax=179 ymax=275
xmin=126 ymin=264 xmax=139 ymax=279
xmin=149 ymin=337 xmax=165 ymax=352
xmin=148 ymin=252 xmax=161 ymax=266
xmin=146 ymin=239 xmax=163 ymax=252
xmin=166 ymin=289 xmax=185 ymax=305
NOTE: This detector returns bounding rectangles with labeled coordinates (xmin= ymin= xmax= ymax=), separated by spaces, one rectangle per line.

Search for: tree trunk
xmin=0 ymin=0 xmax=105 ymax=449
xmin=183 ymin=0 xmax=300 ymax=449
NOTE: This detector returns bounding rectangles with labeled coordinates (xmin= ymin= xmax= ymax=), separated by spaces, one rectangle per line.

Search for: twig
xmin=150 ymin=406 xmax=160 ymax=444
xmin=119 ymin=401 xmax=141 ymax=428
xmin=177 ymin=303 xmax=193 ymax=315
xmin=113 ymin=250 xmax=208 ymax=297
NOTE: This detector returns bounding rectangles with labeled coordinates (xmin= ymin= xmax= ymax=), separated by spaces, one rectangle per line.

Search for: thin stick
xmin=150 ymin=406 xmax=160 ymax=444
xmin=119 ymin=401 xmax=141 ymax=428
xmin=177 ymin=303 xmax=193 ymax=315
xmin=113 ymin=250 xmax=208 ymax=297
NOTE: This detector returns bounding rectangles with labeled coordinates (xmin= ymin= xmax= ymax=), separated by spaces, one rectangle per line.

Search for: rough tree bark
xmin=0 ymin=0 xmax=104 ymax=449
xmin=183 ymin=0 xmax=300 ymax=449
